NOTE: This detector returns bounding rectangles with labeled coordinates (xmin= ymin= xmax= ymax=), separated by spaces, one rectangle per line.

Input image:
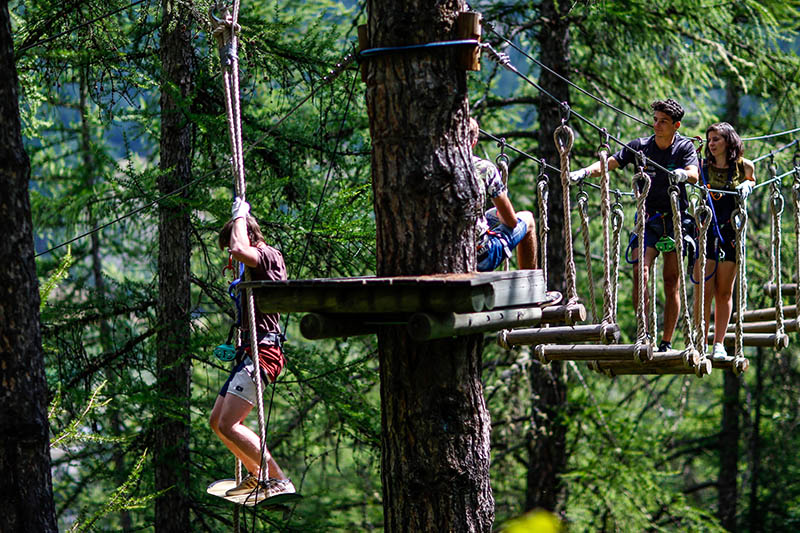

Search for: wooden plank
xmin=242 ymin=271 xmax=546 ymax=314
xmin=488 ymin=269 xmax=547 ymax=309
xmin=763 ymin=282 xmax=798 ymax=298
xmin=300 ymin=313 xmax=409 ymax=340
xmin=711 ymin=318 xmax=799 ymax=334
xmin=408 ymin=307 xmax=543 ymax=341
xmin=727 ymin=305 xmax=797 ymax=323
xmin=540 ymin=303 xmax=586 ymax=325
xmin=588 ymin=351 xmax=713 ymax=377
xmin=534 ymin=343 xmax=652 ymax=362
xmin=705 ymin=332 xmax=790 ymax=349
xmin=500 ymin=323 xmax=620 ymax=346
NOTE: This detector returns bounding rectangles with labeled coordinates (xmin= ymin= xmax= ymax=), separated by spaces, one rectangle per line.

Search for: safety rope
xmin=598 ymin=140 xmax=614 ymax=326
xmin=537 ymin=161 xmax=550 ymax=289
xmin=691 ymin=201 xmax=712 ymax=356
xmin=648 ymin=255 xmax=658 ymax=346
xmin=794 ymin=164 xmax=800 ymax=328
xmin=496 ymin=150 xmax=511 ymax=271
xmin=667 ymin=181 xmax=699 ymax=366
xmin=554 ymin=122 xmax=579 ymax=305
xmin=577 ymin=187 xmax=598 ymax=321
xmin=632 ymin=155 xmax=650 ymax=358
xmin=610 ymin=194 xmax=624 ymax=323
xmin=732 ymin=205 xmax=747 ymax=372
xmin=210 ymin=1 xmax=271 ymax=485
xmin=770 ymin=162 xmax=786 ymax=347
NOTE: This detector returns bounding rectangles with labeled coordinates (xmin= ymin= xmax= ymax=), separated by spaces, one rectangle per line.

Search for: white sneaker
xmin=225 ymin=474 xmax=260 ymax=496
xmin=712 ymin=343 xmax=727 ymax=358
xmin=264 ymin=478 xmax=296 ymax=498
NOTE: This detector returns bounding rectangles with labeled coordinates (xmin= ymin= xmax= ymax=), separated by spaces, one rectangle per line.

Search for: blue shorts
xmin=477 ymin=210 xmax=528 ymax=272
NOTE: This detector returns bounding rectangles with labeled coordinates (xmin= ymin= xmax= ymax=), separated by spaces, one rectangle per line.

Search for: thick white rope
xmin=610 ymin=198 xmax=624 ymax=323
xmin=669 ymin=184 xmax=699 ymax=366
xmin=537 ymin=170 xmax=549 ymax=289
xmin=598 ymin=145 xmax=614 ymax=326
xmin=577 ymin=190 xmax=598 ymax=321
xmin=632 ymin=161 xmax=651 ymax=355
xmin=692 ymin=202 xmax=711 ymax=356
xmin=770 ymin=163 xmax=786 ymax=347
xmin=732 ymin=206 xmax=747 ymax=372
xmin=554 ymin=124 xmax=579 ymax=304
xmin=211 ymin=3 xmax=271 ymax=477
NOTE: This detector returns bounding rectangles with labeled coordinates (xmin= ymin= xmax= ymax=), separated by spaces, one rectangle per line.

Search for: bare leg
xmin=516 ymin=211 xmax=538 ymax=269
xmin=712 ymin=261 xmax=737 ymax=346
xmin=692 ymin=259 xmax=717 ymax=342
xmin=210 ymin=395 xmax=287 ymax=480
xmin=632 ymin=245 xmax=658 ymax=327
xmin=661 ymin=250 xmax=681 ymax=343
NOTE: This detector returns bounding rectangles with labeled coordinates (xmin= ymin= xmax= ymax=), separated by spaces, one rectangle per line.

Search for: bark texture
xmin=154 ymin=1 xmax=193 ymax=530
xmin=527 ymin=0 xmax=572 ymax=513
xmin=365 ymin=1 xmax=493 ymax=530
xmin=0 ymin=3 xmax=58 ymax=530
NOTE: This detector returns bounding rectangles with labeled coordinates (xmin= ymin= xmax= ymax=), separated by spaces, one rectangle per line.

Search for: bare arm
xmin=228 ymin=217 xmax=261 ymax=267
xmin=584 ymin=156 xmax=621 ymax=178
xmin=743 ymin=158 xmax=756 ymax=182
xmin=685 ymin=164 xmax=699 ymax=184
xmin=492 ymin=193 xmax=518 ymax=228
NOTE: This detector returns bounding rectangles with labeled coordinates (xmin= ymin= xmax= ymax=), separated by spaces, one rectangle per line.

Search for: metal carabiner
xmin=222 ymin=253 xmax=235 ymax=278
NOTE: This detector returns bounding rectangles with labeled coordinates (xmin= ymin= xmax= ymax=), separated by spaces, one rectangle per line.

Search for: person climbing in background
xmin=693 ymin=122 xmax=755 ymax=359
xmin=469 ymin=117 xmax=538 ymax=272
xmin=209 ymin=198 xmax=295 ymax=502
xmin=569 ymin=98 xmax=699 ymax=352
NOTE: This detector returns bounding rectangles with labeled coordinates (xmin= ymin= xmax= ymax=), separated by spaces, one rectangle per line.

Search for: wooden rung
xmin=534 ymin=342 xmax=651 ymax=363
xmin=711 ymin=318 xmax=799 ymax=334
xmin=763 ymin=283 xmax=799 ymax=297
xmin=728 ymin=305 xmax=797 ymax=323
xmin=710 ymin=354 xmax=749 ymax=373
xmin=408 ymin=307 xmax=543 ymax=342
xmin=500 ymin=323 xmax=620 ymax=347
xmin=300 ymin=312 xmax=409 ymax=339
xmin=706 ymin=332 xmax=790 ymax=348
xmin=540 ymin=303 xmax=586 ymax=325
xmin=588 ymin=351 xmax=712 ymax=377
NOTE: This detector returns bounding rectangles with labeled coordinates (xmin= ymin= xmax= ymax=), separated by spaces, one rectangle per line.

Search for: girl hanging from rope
xmin=209 ymin=198 xmax=296 ymax=501
xmin=693 ymin=122 xmax=755 ymax=358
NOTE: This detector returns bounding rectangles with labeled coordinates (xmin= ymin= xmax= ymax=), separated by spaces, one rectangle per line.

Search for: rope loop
xmin=576 ymin=188 xmax=589 ymax=206
xmin=599 ymin=127 xmax=610 ymax=149
xmin=537 ymin=158 xmax=547 ymax=183
xmin=554 ymin=124 xmax=574 ymax=155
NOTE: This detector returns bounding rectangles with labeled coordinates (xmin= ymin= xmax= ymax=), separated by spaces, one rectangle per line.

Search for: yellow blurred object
xmin=502 ymin=509 xmax=562 ymax=533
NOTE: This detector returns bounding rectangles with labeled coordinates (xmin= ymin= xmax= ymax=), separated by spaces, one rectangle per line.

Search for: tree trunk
xmin=717 ymin=82 xmax=741 ymax=532
xmin=0 ymin=4 xmax=58 ymax=531
xmin=364 ymin=1 xmax=493 ymax=530
xmin=747 ymin=347 xmax=764 ymax=533
xmin=527 ymin=0 xmax=572 ymax=513
xmin=80 ymin=67 xmax=133 ymax=532
xmin=154 ymin=1 xmax=193 ymax=531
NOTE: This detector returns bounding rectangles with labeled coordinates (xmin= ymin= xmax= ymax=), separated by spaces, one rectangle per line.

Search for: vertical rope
xmin=770 ymin=163 xmax=786 ymax=347
xmin=648 ymin=255 xmax=658 ymax=344
xmin=598 ymin=144 xmax=614 ymax=325
xmin=692 ymin=202 xmax=712 ymax=355
xmin=577 ymin=189 xmax=598 ymax=321
xmin=610 ymin=196 xmax=624 ymax=323
xmin=632 ymin=157 xmax=651 ymax=353
xmin=211 ymin=2 xmax=271 ymax=480
xmin=669 ymin=184 xmax=699 ymax=365
xmin=732 ymin=206 xmax=747 ymax=373
xmin=496 ymin=153 xmax=511 ymax=271
xmin=554 ymin=124 xmax=578 ymax=304
xmin=792 ymin=166 xmax=800 ymax=332
xmin=537 ymin=162 xmax=549 ymax=288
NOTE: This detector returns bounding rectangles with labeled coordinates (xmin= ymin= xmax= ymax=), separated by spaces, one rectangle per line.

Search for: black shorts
xmin=704 ymin=222 xmax=736 ymax=262
xmin=629 ymin=213 xmax=695 ymax=255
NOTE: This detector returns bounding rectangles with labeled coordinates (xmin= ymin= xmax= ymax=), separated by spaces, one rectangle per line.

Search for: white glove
xmin=736 ymin=180 xmax=754 ymax=201
xmin=232 ymin=197 xmax=250 ymax=220
xmin=569 ymin=167 xmax=589 ymax=184
xmin=672 ymin=169 xmax=689 ymax=183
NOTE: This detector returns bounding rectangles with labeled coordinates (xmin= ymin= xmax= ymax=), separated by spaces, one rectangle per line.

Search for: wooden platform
xmin=240 ymin=270 xmax=547 ymax=314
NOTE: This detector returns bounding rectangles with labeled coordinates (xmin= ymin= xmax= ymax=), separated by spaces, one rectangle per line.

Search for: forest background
xmin=6 ymin=0 xmax=800 ymax=530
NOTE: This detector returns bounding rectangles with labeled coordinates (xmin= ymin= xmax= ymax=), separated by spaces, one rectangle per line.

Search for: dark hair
xmin=218 ymin=215 xmax=266 ymax=250
xmin=651 ymin=98 xmax=685 ymax=122
xmin=705 ymin=122 xmax=743 ymax=164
